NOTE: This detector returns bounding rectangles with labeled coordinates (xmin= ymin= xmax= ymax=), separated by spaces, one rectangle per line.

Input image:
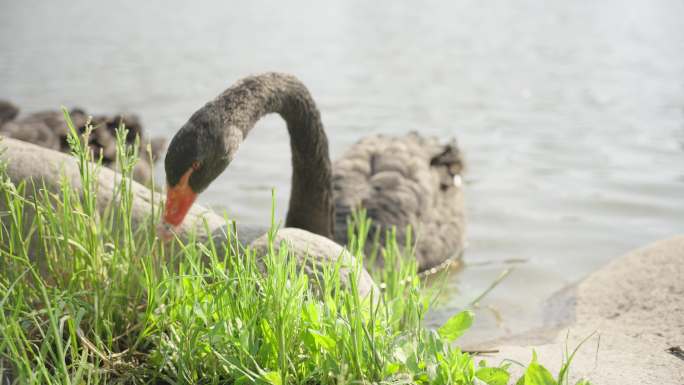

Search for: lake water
xmin=2 ymin=0 xmax=683 ymax=343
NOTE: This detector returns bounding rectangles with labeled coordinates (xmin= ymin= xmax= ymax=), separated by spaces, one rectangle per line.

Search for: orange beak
xmin=162 ymin=168 xmax=198 ymax=228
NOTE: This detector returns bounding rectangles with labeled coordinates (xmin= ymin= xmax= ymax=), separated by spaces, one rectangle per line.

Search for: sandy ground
xmin=471 ymin=236 xmax=684 ymax=384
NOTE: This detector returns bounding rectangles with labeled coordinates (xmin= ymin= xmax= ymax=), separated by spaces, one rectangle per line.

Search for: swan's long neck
xmin=214 ymin=73 xmax=334 ymax=239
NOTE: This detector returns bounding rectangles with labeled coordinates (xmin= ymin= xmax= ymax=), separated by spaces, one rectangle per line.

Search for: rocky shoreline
xmin=472 ymin=236 xmax=684 ymax=385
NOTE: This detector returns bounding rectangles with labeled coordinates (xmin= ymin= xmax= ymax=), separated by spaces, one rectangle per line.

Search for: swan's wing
xmin=333 ymin=132 xmax=465 ymax=271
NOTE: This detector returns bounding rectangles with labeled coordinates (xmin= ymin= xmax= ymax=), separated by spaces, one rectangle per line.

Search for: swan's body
xmin=334 ymin=133 xmax=465 ymax=270
xmin=162 ymin=73 xmax=465 ymax=271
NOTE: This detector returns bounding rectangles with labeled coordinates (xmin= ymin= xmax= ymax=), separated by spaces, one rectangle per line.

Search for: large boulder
xmin=473 ymin=236 xmax=684 ymax=385
xmin=250 ymin=228 xmax=378 ymax=297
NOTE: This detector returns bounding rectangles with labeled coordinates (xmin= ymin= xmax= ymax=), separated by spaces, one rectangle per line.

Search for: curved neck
xmin=213 ymin=73 xmax=334 ymax=239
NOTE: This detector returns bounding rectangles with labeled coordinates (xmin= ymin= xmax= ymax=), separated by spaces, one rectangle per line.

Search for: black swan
xmin=0 ymin=137 xmax=376 ymax=296
xmin=0 ymin=100 xmax=166 ymax=186
xmin=161 ymin=73 xmax=465 ymax=271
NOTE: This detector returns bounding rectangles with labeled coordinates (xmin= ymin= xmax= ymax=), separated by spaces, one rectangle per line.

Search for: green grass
xmin=0 ymin=112 xmax=592 ymax=384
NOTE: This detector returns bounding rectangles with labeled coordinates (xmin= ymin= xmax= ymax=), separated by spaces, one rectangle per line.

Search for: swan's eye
xmin=191 ymin=161 xmax=201 ymax=171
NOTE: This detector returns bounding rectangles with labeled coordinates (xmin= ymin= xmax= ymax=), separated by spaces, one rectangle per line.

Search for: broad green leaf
xmin=438 ymin=310 xmax=474 ymax=342
xmin=574 ymin=380 xmax=592 ymax=385
xmin=309 ymin=329 xmax=336 ymax=351
xmin=261 ymin=320 xmax=275 ymax=344
xmin=385 ymin=362 xmax=401 ymax=376
xmin=476 ymin=367 xmax=510 ymax=385
xmin=262 ymin=371 xmax=282 ymax=385
xmin=302 ymin=331 xmax=316 ymax=351
xmin=407 ymin=352 xmax=421 ymax=373
xmin=303 ymin=302 xmax=320 ymax=326
xmin=522 ymin=362 xmax=557 ymax=385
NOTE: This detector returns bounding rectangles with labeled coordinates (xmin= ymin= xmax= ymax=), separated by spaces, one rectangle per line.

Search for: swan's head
xmin=161 ymin=106 xmax=232 ymax=232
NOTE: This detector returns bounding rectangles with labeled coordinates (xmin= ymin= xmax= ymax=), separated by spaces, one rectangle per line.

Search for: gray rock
xmin=473 ymin=236 xmax=684 ymax=385
xmin=250 ymin=228 xmax=378 ymax=298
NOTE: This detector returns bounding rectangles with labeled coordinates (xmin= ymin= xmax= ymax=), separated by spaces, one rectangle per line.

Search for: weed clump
xmin=0 ymin=112 xmax=591 ymax=384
